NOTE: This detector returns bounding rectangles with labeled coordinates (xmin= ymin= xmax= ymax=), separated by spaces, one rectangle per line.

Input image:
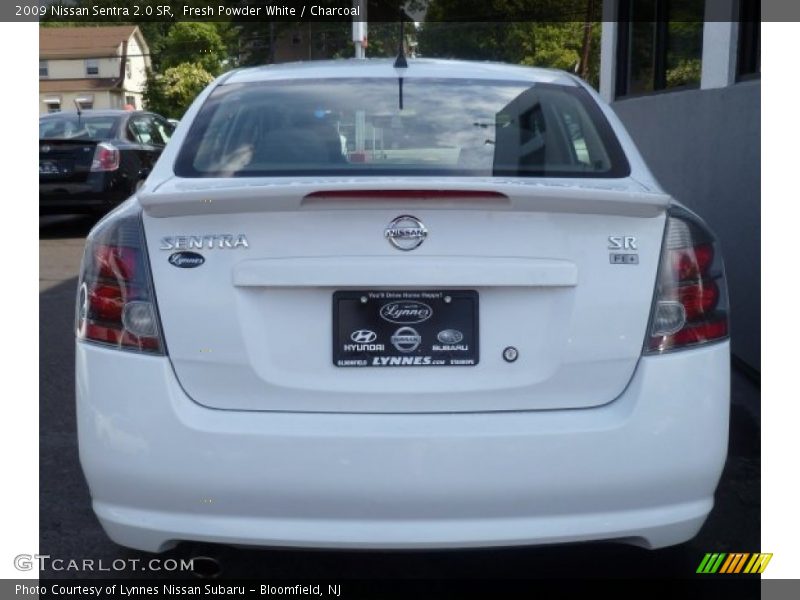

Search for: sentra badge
xmin=160 ymin=234 xmax=249 ymax=250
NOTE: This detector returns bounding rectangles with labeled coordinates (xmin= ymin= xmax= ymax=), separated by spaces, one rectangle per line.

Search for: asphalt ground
xmin=39 ymin=215 xmax=760 ymax=586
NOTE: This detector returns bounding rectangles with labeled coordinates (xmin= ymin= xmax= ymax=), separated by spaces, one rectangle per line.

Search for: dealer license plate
xmin=333 ymin=290 xmax=479 ymax=367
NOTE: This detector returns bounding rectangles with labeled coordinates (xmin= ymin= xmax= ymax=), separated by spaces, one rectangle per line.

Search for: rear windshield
xmin=175 ymin=78 xmax=629 ymax=178
xmin=39 ymin=115 xmax=119 ymax=141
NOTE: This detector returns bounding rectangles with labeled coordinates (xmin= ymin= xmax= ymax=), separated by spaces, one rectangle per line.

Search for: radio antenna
xmin=393 ymin=9 xmax=408 ymax=69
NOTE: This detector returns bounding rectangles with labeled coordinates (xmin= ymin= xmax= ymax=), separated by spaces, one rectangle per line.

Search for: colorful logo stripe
xmin=697 ymin=553 xmax=773 ymax=574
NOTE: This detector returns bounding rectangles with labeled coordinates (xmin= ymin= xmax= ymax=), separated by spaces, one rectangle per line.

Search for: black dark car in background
xmin=39 ymin=110 xmax=174 ymax=216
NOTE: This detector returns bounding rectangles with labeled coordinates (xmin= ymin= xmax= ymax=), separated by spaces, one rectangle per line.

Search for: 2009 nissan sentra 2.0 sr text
xmin=75 ymin=59 xmax=730 ymax=552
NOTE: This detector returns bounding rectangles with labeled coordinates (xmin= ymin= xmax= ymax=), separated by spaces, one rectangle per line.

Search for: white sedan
xmin=75 ymin=59 xmax=729 ymax=552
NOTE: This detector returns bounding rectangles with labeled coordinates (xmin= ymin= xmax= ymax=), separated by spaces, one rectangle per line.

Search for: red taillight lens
xmin=668 ymin=319 xmax=729 ymax=347
xmin=86 ymin=283 xmax=126 ymax=322
xmin=82 ymin=322 xmax=161 ymax=352
xmin=94 ymin=245 xmax=138 ymax=281
xmin=645 ymin=209 xmax=729 ymax=353
xmin=676 ymin=280 xmax=720 ymax=321
xmin=76 ymin=204 xmax=164 ymax=354
xmin=669 ymin=242 xmax=714 ymax=280
xmin=90 ymin=142 xmax=120 ymax=172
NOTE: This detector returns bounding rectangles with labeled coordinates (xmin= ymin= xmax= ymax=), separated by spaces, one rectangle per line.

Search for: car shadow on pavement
xmin=40 ymin=274 xmax=760 ymax=584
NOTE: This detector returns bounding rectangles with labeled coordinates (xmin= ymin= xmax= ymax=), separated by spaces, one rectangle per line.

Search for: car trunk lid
xmin=39 ymin=138 xmax=98 ymax=182
xmin=140 ymin=178 xmax=668 ymax=413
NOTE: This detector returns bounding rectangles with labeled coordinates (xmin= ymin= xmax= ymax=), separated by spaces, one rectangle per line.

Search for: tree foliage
xmin=143 ymin=62 xmax=215 ymax=119
xmin=417 ymin=0 xmax=601 ymax=88
xmin=417 ymin=20 xmax=600 ymax=88
xmin=160 ymin=22 xmax=228 ymax=75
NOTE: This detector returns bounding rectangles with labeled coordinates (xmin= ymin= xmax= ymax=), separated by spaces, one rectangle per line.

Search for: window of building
xmin=615 ymin=0 xmax=704 ymax=98
xmin=44 ymin=97 xmax=60 ymax=113
xmin=39 ymin=60 xmax=48 ymax=78
xmin=85 ymin=58 xmax=99 ymax=76
xmin=125 ymin=95 xmax=136 ymax=109
xmin=737 ymin=0 xmax=760 ymax=79
xmin=126 ymin=59 xmax=132 ymax=79
xmin=75 ymin=95 xmax=94 ymax=110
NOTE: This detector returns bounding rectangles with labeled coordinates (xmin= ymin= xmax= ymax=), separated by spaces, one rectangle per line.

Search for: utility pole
xmin=578 ymin=0 xmax=595 ymax=79
xmin=352 ymin=0 xmax=367 ymax=58
xmin=269 ymin=22 xmax=275 ymax=64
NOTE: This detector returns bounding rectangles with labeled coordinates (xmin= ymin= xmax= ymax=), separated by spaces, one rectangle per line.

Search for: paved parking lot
xmin=40 ymin=215 xmax=760 ymax=582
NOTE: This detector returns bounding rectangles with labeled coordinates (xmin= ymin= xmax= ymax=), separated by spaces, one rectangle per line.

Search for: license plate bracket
xmin=39 ymin=160 xmax=62 ymax=175
xmin=333 ymin=290 xmax=479 ymax=368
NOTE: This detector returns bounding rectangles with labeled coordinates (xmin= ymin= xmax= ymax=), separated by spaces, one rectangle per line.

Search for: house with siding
xmin=39 ymin=26 xmax=151 ymax=114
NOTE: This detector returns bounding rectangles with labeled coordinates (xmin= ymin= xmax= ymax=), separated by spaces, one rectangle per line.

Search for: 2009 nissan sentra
xmin=75 ymin=59 xmax=729 ymax=552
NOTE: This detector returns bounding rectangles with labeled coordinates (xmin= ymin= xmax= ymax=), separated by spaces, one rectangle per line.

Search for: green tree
xmin=417 ymin=1 xmax=601 ymax=88
xmin=161 ymin=22 xmax=228 ymax=75
xmin=357 ymin=21 xmax=416 ymax=59
xmin=143 ymin=62 xmax=215 ymax=119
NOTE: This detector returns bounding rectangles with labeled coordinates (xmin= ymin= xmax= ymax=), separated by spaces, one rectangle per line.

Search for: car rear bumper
xmin=76 ymin=341 xmax=729 ymax=552
xmin=39 ymin=176 xmax=130 ymax=214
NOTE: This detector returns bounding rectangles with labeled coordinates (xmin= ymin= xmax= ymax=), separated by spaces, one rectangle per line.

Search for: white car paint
xmin=76 ymin=59 xmax=730 ymax=551
xmin=77 ymin=341 xmax=729 ymax=552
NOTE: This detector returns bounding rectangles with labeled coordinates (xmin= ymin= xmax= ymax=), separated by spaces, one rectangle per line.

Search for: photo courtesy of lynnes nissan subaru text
xmin=75 ymin=59 xmax=730 ymax=553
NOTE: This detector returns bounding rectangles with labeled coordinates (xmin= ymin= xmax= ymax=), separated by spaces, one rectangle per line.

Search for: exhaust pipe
xmin=190 ymin=555 xmax=223 ymax=579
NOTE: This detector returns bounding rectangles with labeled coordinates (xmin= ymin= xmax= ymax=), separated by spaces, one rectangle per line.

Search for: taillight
xmin=90 ymin=142 xmax=120 ymax=172
xmin=76 ymin=202 xmax=164 ymax=354
xmin=645 ymin=207 xmax=729 ymax=353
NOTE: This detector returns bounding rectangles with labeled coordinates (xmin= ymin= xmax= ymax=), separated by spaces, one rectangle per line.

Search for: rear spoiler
xmin=139 ymin=178 xmax=670 ymax=218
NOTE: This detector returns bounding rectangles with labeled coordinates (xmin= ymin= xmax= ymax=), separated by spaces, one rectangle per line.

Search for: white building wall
xmin=124 ymin=34 xmax=148 ymax=94
xmin=599 ymin=20 xmax=618 ymax=103
xmin=39 ymin=29 xmax=150 ymax=114
xmin=39 ymin=91 xmax=116 ymax=114
xmin=40 ymin=55 xmax=121 ymax=80
xmin=700 ymin=20 xmax=739 ymax=89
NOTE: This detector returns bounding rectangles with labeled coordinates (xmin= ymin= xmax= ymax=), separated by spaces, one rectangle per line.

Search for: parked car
xmin=76 ymin=59 xmax=730 ymax=553
xmin=39 ymin=109 xmax=174 ymax=216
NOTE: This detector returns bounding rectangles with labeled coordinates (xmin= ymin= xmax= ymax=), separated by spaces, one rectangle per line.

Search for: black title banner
xmin=3 ymin=578 xmax=764 ymax=600
xmin=7 ymin=0 xmax=767 ymax=23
